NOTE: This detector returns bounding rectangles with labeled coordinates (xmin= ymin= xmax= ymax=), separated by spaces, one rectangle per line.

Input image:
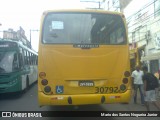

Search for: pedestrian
xmin=131 ymin=65 xmax=145 ymax=105
xmin=154 ymin=70 xmax=160 ymax=98
xmin=142 ymin=66 xmax=160 ymax=112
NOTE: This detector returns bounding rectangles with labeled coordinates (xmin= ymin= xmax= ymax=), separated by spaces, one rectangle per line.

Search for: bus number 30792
xmin=95 ymin=87 xmax=119 ymax=93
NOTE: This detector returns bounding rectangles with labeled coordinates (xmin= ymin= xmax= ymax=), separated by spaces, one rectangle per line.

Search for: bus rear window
xmin=42 ymin=12 xmax=127 ymax=45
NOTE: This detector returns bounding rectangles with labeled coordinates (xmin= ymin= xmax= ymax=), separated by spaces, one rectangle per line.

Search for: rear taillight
xmin=123 ymin=78 xmax=128 ymax=84
xmin=41 ymin=79 xmax=48 ymax=86
xmin=120 ymin=84 xmax=126 ymax=91
xmin=39 ymin=72 xmax=46 ymax=79
xmin=124 ymin=71 xmax=130 ymax=77
xmin=39 ymin=72 xmax=52 ymax=94
xmin=44 ymin=86 xmax=51 ymax=93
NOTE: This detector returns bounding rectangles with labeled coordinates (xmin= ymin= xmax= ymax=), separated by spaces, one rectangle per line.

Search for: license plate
xmin=79 ymin=81 xmax=94 ymax=87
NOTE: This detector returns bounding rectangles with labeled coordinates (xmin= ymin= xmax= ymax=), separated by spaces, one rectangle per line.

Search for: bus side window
xmin=18 ymin=53 xmax=23 ymax=69
xmin=24 ymin=50 xmax=27 ymax=65
xmin=13 ymin=53 xmax=19 ymax=71
xmin=33 ymin=55 xmax=36 ymax=65
xmin=26 ymin=51 xmax=30 ymax=65
xmin=36 ymin=56 xmax=38 ymax=65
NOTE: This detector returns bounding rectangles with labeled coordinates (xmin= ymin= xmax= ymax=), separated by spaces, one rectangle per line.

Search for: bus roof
xmin=42 ymin=9 xmax=125 ymax=17
xmin=0 ymin=39 xmax=38 ymax=55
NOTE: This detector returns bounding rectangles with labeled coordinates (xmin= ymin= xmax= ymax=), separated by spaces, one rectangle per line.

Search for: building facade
xmin=102 ymin=0 xmax=160 ymax=73
xmin=124 ymin=0 xmax=160 ymax=73
xmin=2 ymin=27 xmax=31 ymax=48
xmin=102 ymin=0 xmax=132 ymax=12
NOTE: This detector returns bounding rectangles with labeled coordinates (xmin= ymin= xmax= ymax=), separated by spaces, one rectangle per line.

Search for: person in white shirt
xmin=131 ymin=65 xmax=145 ymax=105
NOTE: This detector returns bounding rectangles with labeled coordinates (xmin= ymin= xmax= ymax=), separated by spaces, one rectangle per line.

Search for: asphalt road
xmin=0 ymin=82 xmax=160 ymax=120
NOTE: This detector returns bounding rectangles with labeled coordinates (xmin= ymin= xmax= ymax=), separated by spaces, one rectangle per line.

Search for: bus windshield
xmin=0 ymin=51 xmax=18 ymax=73
xmin=42 ymin=13 xmax=127 ymax=45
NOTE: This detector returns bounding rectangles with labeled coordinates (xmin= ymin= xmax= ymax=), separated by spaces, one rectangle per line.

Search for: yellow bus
xmin=38 ymin=9 xmax=131 ymax=106
xmin=129 ymin=46 xmax=144 ymax=72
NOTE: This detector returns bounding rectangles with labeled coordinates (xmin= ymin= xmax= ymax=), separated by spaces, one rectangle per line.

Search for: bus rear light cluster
xmin=122 ymin=78 xmax=128 ymax=84
xmin=39 ymin=72 xmax=46 ymax=79
xmin=124 ymin=71 xmax=130 ymax=77
xmin=120 ymin=84 xmax=126 ymax=91
xmin=41 ymin=79 xmax=48 ymax=86
xmin=44 ymin=86 xmax=51 ymax=93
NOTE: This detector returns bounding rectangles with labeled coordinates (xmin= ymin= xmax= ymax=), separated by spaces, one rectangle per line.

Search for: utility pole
xmin=30 ymin=29 xmax=39 ymax=48
xmin=0 ymin=23 xmax=2 ymax=39
xmin=80 ymin=0 xmax=103 ymax=9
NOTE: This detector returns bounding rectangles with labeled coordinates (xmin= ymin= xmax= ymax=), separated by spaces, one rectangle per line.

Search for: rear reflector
xmin=115 ymin=96 xmax=121 ymax=98
xmin=101 ymin=96 xmax=105 ymax=103
xmin=68 ymin=97 xmax=72 ymax=104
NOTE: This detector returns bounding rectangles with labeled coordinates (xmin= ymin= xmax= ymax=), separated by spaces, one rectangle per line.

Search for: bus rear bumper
xmin=38 ymin=90 xmax=131 ymax=106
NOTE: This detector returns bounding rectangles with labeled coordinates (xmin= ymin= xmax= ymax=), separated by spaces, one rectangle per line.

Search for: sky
xmin=0 ymin=0 xmax=85 ymax=52
xmin=0 ymin=0 xmax=146 ymax=52
xmin=123 ymin=0 xmax=151 ymax=19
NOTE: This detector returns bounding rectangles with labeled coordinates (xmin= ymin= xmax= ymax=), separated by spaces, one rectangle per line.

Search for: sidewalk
xmin=132 ymin=89 xmax=160 ymax=111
